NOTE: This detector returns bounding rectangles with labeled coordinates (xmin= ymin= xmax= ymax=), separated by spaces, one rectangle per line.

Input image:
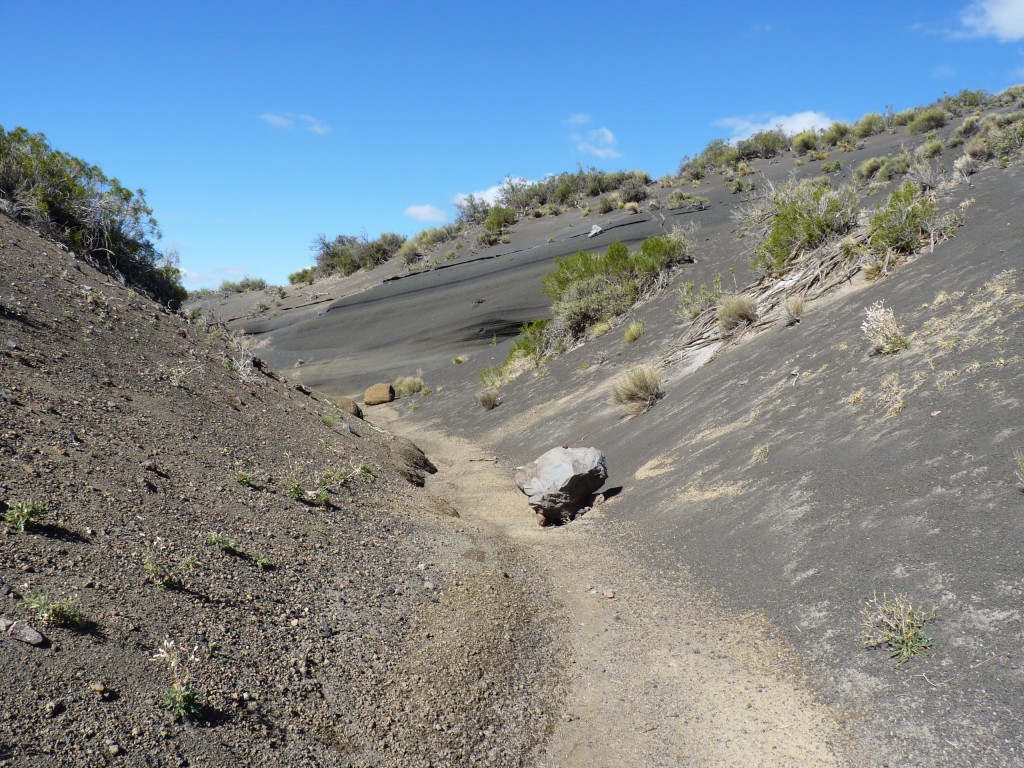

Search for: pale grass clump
xmin=717 ymin=295 xmax=758 ymax=334
xmin=475 ymin=390 xmax=501 ymax=410
xmin=623 ymin=319 xmax=646 ymax=343
xmin=611 ymin=365 xmax=664 ymax=415
xmin=393 ymin=375 xmax=426 ymax=398
xmin=782 ymin=297 xmax=805 ymax=325
xmin=861 ymin=301 xmax=909 ymax=353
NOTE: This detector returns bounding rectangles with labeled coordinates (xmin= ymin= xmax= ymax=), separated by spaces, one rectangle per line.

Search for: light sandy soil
xmin=373 ymin=407 xmax=853 ymax=767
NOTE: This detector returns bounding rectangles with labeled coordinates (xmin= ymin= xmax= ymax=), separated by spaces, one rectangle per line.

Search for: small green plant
xmin=907 ymin=107 xmax=948 ymax=134
xmin=717 ymin=295 xmax=759 ymax=333
xmin=23 ymin=592 xmax=85 ymax=628
xmin=821 ymin=160 xmax=841 ymax=173
xmin=319 ymin=413 xmax=338 ymax=427
xmin=611 ymin=365 xmax=664 ymax=416
xmin=206 ymin=532 xmax=240 ymax=555
xmin=790 ymin=130 xmax=819 ymax=155
xmin=862 ymin=301 xmax=909 ymax=353
xmin=313 ymin=488 xmax=332 ymax=508
xmin=287 ymin=482 xmax=306 ymax=501
xmin=4 ymin=499 xmax=47 ymax=532
xmin=235 ymin=471 xmax=255 ymax=488
xmin=253 ymin=553 xmax=272 ymax=570
xmin=452 ymin=356 xmax=464 ymax=365
xmin=854 ymin=112 xmax=885 ymax=138
xmin=918 ymin=139 xmax=943 ymax=159
xmin=861 ymin=593 xmax=938 ymax=663
xmin=869 ymin=181 xmax=935 ymax=255
xmin=624 ymin=319 xmax=646 ymax=343
xmin=163 ymin=683 xmax=203 ymax=722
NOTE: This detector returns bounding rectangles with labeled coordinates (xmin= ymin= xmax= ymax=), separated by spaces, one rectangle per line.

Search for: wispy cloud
xmin=932 ymin=64 xmax=956 ymax=78
xmin=404 ymin=204 xmax=448 ymax=222
xmin=715 ymin=110 xmax=839 ymax=140
xmin=179 ymin=265 xmax=249 ymax=289
xmin=960 ymin=0 xmax=1024 ymax=42
xmin=259 ymin=112 xmax=331 ymax=134
xmin=571 ymin=126 xmax=621 ymax=158
xmin=564 ymin=113 xmax=621 ymax=158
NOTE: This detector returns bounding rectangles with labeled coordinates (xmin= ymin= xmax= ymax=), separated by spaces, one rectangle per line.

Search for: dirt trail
xmin=373 ymin=408 xmax=852 ymax=767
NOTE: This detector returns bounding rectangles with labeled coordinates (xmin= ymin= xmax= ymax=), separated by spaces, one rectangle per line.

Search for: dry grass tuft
xmin=611 ymin=366 xmax=664 ymax=415
xmin=393 ymin=375 xmax=426 ymax=398
xmin=623 ymin=319 xmax=646 ymax=343
xmin=717 ymin=295 xmax=758 ymax=334
xmin=782 ymin=297 xmax=805 ymax=326
xmin=475 ymin=390 xmax=501 ymax=410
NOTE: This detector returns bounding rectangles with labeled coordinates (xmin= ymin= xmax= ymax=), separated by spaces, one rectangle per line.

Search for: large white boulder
xmin=514 ymin=446 xmax=607 ymax=524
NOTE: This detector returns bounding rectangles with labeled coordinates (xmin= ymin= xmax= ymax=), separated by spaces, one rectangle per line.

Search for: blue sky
xmin=2 ymin=0 xmax=1023 ymax=288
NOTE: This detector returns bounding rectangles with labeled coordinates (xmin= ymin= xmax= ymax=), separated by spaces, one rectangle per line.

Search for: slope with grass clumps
xmin=231 ymin=85 xmax=1024 ymax=767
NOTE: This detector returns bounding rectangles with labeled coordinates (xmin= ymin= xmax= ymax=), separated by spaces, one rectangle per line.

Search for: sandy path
xmin=374 ymin=408 xmax=851 ymax=767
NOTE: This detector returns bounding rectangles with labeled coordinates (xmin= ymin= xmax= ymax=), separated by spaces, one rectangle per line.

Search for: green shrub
xmin=918 ymin=139 xmax=943 ymax=159
xmin=219 ymin=276 xmax=267 ymax=293
xmin=749 ymin=178 xmax=858 ymax=275
xmin=907 ymin=108 xmax=948 ymax=134
xmin=163 ymin=684 xmax=203 ymax=722
xmin=854 ymin=112 xmax=885 ymax=138
xmin=667 ymin=190 xmax=710 ymax=209
xmin=484 ymin=205 xmax=516 ymax=232
xmin=475 ymin=390 xmax=501 ymax=410
xmin=790 ymin=130 xmax=819 ymax=155
xmin=821 ymin=160 xmax=841 ymax=173
xmin=735 ymin=129 xmax=789 ymax=159
xmin=856 ymin=156 xmax=884 ymax=180
xmin=0 ymin=126 xmax=185 ymax=304
xmin=937 ymin=88 xmax=990 ymax=116
xmin=728 ymin=178 xmax=756 ymax=194
xmin=23 ymin=592 xmax=85 ymax=628
xmin=821 ymin=122 xmax=853 ymax=146
xmin=876 ymin=152 xmax=913 ymax=181
xmin=618 ymin=175 xmax=650 ymax=203
xmin=598 ymin=196 xmax=617 ymax=213
xmin=288 ymin=267 xmax=316 ymax=285
xmin=869 ymin=180 xmax=935 ymax=255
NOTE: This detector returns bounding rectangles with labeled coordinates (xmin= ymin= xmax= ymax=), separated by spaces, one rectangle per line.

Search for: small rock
xmin=336 ymin=397 xmax=363 ymax=419
xmin=44 ymin=700 xmax=63 ymax=718
xmin=107 ymin=744 xmax=121 ymax=757
xmin=295 ymin=384 xmax=312 ymax=395
xmin=602 ymin=590 xmax=616 ymax=599
xmin=0 ymin=616 xmax=46 ymax=646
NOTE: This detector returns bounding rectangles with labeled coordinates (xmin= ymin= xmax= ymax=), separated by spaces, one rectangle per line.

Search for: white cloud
xmin=260 ymin=113 xmax=294 ymax=129
xmin=404 ymin=204 xmax=448 ymax=222
xmin=452 ymin=176 xmax=534 ymax=208
xmin=961 ymin=0 xmax=1024 ymax=41
xmin=572 ymin=126 xmax=621 ymax=158
xmin=715 ymin=110 xmax=840 ymax=140
xmin=260 ymin=112 xmax=331 ymax=134
xmin=565 ymin=113 xmax=591 ymax=126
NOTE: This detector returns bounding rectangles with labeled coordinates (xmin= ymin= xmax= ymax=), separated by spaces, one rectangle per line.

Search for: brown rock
xmin=336 ymin=397 xmax=363 ymax=419
xmin=1 ymin=617 xmax=46 ymax=646
xmin=363 ymin=383 xmax=394 ymax=406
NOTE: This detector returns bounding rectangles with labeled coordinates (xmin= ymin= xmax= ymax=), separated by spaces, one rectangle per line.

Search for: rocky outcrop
xmin=514 ymin=446 xmax=607 ymax=524
xmin=363 ymin=383 xmax=395 ymax=406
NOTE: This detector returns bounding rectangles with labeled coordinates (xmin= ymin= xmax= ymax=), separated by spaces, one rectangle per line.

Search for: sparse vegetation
xmin=218 ymin=276 xmax=267 ymax=293
xmin=23 ymin=592 xmax=85 ymax=628
xmin=611 ymin=365 xmax=664 ymax=415
xmin=393 ymin=375 xmax=427 ymax=398
xmin=3 ymin=499 xmax=47 ymax=532
xmin=752 ymin=444 xmax=771 ymax=463
xmin=676 ymin=274 xmax=723 ymax=320
xmin=235 ymin=470 xmax=255 ymax=488
xmin=206 ymin=532 xmax=241 ymax=555
xmin=861 ymin=593 xmax=938 ymax=663
xmin=854 ymin=112 xmax=885 ymax=138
